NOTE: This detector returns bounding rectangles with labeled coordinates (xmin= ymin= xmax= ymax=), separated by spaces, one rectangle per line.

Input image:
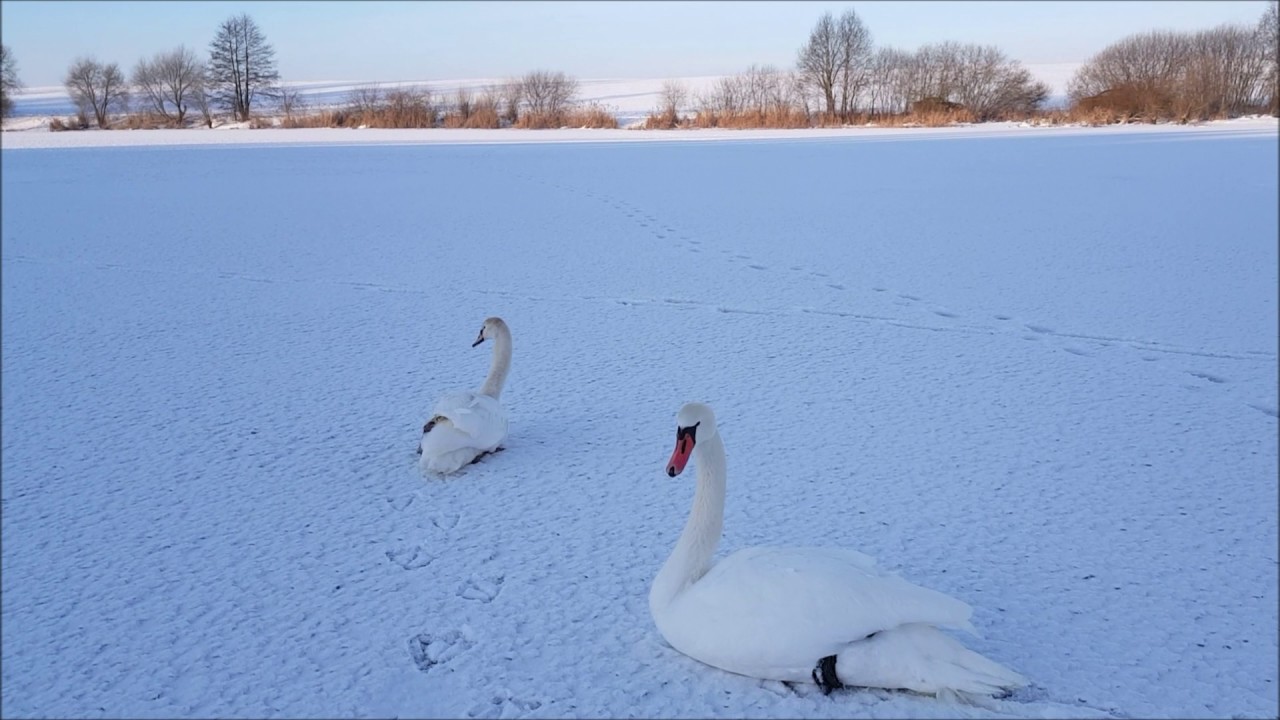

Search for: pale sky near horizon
xmin=0 ymin=1 xmax=1271 ymax=88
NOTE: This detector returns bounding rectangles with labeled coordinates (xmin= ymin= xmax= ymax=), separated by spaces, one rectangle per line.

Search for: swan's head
xmin=667 ymin=402 xmax=717 ymax=477
xmin=472 ymin=316 xmax=507 ymax=347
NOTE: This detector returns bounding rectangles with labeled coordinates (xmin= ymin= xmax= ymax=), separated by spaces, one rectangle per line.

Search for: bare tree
xmin=346 ymin=83 xmax=383 ymax=117
xmin=64 ymin=56 xmax=129 ymax=128
xmin=207 ymin=13 xmax=279 ymax=122
xmin=798 ymin=12 xmax=841 ymax=119
xmin=1068 ymin=30 xmax=1190 ymax=116
xmin=648 ymin=78 xmax=689 ymax=127
xmin=517 ymin=70 xmax=578 ymax=127
xmin=1259 ymin=0 xmax=1278 ymax=114
xmin=382 ymin=87 xmax=435 ymax=128
xmin=277 ymin=84 xmax=306 ymax=123
xmin=497 ymin=80 xmax=521 ymax=126
xmin=863 ymin=47 xmax=909 ymax=116
xmin=191 ymin=72 xmax=214 ymax=127
xmin=835 ymin=10 xmax=874 ymax=118
xmin=132 ymin=46 xmax=202 ymax=124
xmin=1 ymin=44 xmax=21 ymax=118
xmin=1069 ymin=24 xmax=1270 ymax=120
xmin=797 ymin=8 xmax=873 ymax=121
xmin=453 ymin=86 xmax=474 ymax=121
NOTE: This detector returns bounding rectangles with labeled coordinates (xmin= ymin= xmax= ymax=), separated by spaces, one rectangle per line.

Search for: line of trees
xmin=654 ymin=8 xmax=1050 ymax=129
xmin=7 ymin=2 xmax=1276 ymax=130
xmin=286 ymin=70 xmax=614 ymax=130
xmin=1068 ymin=1 xmax=1279 ymax=122
xmin=49 ymin=12 xmax=280 ymax=129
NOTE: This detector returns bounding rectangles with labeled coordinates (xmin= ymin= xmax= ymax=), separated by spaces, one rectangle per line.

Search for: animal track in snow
xmin=467 ymin=691 xmax=544 ymax=719
xmin=1186 ymin=370 xmax=1226 ymax=384
xmin=457 ymin=574 xmax=505 ymax=603
xmin=388 ymin=494 xmax=415 ymax=511
xmin=431 ymin=513 xmax=460 ymax=530
xmin=408 ymin=629 xmax=475 ymax=674
xmin=386 ymin=545 xmax=434 ymax=570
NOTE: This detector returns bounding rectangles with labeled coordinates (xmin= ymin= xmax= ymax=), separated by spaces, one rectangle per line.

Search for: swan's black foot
xmin=812 ymin=655 xmax=843 ymax=695
xmin=467 ymin=446 xmax=505 ymax=466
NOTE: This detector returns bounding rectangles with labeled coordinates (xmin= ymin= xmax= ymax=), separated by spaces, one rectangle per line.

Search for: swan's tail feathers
xmin=833 ymin=623 xmax=1026 ymax=699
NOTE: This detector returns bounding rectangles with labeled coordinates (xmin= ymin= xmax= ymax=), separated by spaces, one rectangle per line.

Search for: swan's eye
xmin=675 ymin=422 xmax=699 ymax=446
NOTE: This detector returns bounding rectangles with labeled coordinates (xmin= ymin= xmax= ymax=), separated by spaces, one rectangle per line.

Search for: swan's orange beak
xmin=667 ymin=434 xmax=694 ymax=477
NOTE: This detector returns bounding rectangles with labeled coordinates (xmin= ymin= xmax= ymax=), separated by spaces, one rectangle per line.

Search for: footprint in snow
xmin=827 ymin=283 xmax=846 ymax=290
xmin=408 ymin=629 xmax=475 ymax=674
xmin=386 ymin=545 xmax=434 ymax=570
xmin=431 ymin=513 xmax=460 ymax=530
xmin=468 ymin=691 xmax=544 ymax=719
xmin=932 ymin=309 xmax=958 ymax=318
xmin=388 ymin=494 xmax=415 ymax=512
xmin=1062 ymin=346 xmax=1091 ymax=357
xmin=457 ymin=574 xmax=505 ymax=603
xmin=1025 ymin=323 xmax=1054 ymax=334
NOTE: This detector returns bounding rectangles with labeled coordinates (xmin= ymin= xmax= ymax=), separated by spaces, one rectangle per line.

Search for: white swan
xmin=650 ymin=402 xmax=1025 ymax=699
xmin=417 ymin=317 xmax=511 ymax=475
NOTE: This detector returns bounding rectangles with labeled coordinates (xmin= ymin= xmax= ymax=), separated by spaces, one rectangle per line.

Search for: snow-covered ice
xmin=2 ymin=121 xmax=1276 ymax=718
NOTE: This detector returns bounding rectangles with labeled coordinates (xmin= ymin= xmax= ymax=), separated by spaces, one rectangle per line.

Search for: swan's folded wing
xmin=667 ymin=546 xmax=975 ymax=672
xmin=431 ymin=391 xmax=507 ymax=450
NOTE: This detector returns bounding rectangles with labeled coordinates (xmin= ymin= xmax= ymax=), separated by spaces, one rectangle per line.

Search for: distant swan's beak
xmin=471 ymin=334 xmax=485 ymax=348
xmin=667 ymin=435 xmax=694 ymax=477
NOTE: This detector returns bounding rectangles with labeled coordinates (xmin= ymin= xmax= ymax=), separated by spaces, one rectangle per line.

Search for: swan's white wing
xmin=658 ymin=546 xmax=973 ymax=680
xmin=426 ymin=391 xmax=508 ymax=454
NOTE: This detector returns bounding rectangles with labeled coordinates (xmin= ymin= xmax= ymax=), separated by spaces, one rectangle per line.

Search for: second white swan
xmin=650 ymin=402 xmax=1025 ymax=700
xmin=418 ymin=317 xmax=511 ymax=475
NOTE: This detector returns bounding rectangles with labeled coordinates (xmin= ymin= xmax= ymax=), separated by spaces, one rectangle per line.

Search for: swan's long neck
xmin=479 ymin=325 xmax=511 ymax=399
xmin=650 ymin=431 xmax=726 ymax=611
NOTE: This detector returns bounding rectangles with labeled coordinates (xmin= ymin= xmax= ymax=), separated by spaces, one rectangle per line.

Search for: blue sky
xmin=0 ymin=1 xmax=1271 ymax=87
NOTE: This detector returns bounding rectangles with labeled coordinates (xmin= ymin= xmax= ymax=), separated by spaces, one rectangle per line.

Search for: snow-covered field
xmin=2 ymin=121 xmax=1276 ymax=719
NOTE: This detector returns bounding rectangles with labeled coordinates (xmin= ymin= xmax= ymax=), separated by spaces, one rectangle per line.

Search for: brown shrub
xmin=48 ymin=116 xmax=87 ymax=131
xmin=119 ymin=112 xmax=175 ymax=130
xmin=281 ymin=109 xmax=354 ymax=128
xmin=1073 ymin=85 xmax=1172 ymax=122
xmin=462 ymin=103 xmax=500 ymax=129
xmin=564 ymin=103 xmax=617 ymax=128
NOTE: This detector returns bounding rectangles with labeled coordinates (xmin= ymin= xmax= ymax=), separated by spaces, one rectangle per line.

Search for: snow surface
xmin=2 ymin=121 xmax=1276 ymax=719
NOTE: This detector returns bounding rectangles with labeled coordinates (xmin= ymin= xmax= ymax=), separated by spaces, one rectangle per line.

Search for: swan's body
xmin=418 ymin=317 xmax=511 ymax=475
xmin=650 ymin=402 xmax=1025 ymax=699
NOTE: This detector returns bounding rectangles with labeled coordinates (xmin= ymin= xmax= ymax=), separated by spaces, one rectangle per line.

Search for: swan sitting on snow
xmin=650 ymin=402 xmax=1025 ymax=700
xmin=418 ymin=317 xmax=511 ymax=475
